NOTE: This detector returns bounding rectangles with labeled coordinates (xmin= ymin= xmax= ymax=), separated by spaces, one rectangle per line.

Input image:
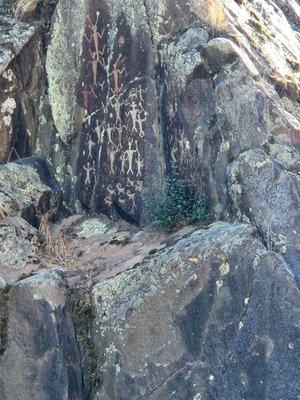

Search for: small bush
xmin=145 ymin=167 xmax=210 ymax=231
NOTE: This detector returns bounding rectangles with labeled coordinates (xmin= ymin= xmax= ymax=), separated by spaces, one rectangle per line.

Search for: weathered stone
xmin=0 ymin=156 xmax=61 ymax=226
xmin=90 ymin=222 xmax=300 ymax=399
xmin=0 ymin=270 xmax=84 ymax=400
xmin=228 ymin=148 xmax=300 ymax=282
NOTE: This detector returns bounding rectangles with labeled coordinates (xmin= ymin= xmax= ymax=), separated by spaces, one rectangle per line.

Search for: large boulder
xmin=0 ymin=156 xmax=61 ymax=226
xmin=89 ymin=222 xmax=300 ymax=399
xmin=0 ymin=270 xmax=84 ymax=400
xmin=0 ymin=7 xmax=44 ymax=163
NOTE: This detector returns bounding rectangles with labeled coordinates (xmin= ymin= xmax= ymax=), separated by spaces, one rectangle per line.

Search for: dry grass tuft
xmin=270 ymin=72 xmax=300 ymax=102
xmin=204 ymin=0 xmax=227 ymax=30
xmin=12 ymin=0 xmax=42 ymax=19
xmin=0 ymin=203 xmax=7 ymax=221
xmin=38 ymin=212 xmax=82 ymax=268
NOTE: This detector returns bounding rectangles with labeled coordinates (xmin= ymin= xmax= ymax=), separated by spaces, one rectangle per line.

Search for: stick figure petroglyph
xmin=136 ymin=153 xmax=144 ymax=177
xmin=83 ymin=161 xmax=95 ymax=185
xmin=136 ymin=112 xmax=147 ymax=135
xmin=110 ymin=95 xmax=123 ymax=125
xmin=85 ymin=12 xmax=105 ymax=55
xmin=94 ymin=119 xmax=103 ymax=143
xmin=106 ymin=126 xmax=115 ymax=146
xmin=110 ymin=54 xmax=126 ymax=94
xmin=89 ymin=48 xmax=106 ymax=86
xmin=109 ymin=147 xmax=118 ymax=174
xmin=126 ymin=104 xmax=140 ymax=133
xmin=126 ymin=189 xmax=137 ymax=213
xmin=120 ymin=153 xmax=127 ymax=174
xmin=87 ymin=134 xmax=96 ymax=158
xmin=125 ymin=139 xmax=136 ymax=174
xmin=82 ymin=84 xmax=97 ymax=109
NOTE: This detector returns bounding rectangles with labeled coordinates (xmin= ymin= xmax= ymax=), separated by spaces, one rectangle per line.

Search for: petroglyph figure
xmin=83 ymin=161 xmax=95 ymax=185
xmin=125 ymin=139 xmax=136 ymax=174
xmin=126 ymin=189 xmax=137 ymax=213
xmin=85 ymin=12 xmax=105 ymax=55
xmin=126 ymin=104 xmax=140 ymax=133
xmin=110 ymin=54 xmax=126 ymax=94
xmin=109 ymin=146 xmax=118 ymax=174
xmin=110 ymin=95 xmax=123 ymax=125
xmin=82 ymin=84 xmax=97 ymax=109
xmin=89 ymin=48 xmax=106 ymax=86
xmin=116 ymin=183 xmax=125 ymax=195
xmin=87 ymin=134 xmax=96 ymax=158
xmin=136 ymin=112 xmax=146 ymax=135
xmin=106 ymin=126 xmax=115 ymax=146
xmin=94 ymin=119 xmax=103 ymax=142
xmin=120 ymin=153 xmax=127 ymax=174
xmin=136 ymin=153 xmax=144 ymax=177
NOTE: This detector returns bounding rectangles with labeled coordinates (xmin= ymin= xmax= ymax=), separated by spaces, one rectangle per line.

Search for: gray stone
xmin=90 ymin=222 xmax=300 ymax=399
xmin=0 ymin=270 xmax=84 ymax=400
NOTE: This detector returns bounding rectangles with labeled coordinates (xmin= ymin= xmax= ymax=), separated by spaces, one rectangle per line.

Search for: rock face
xmin=91 ymin=223 xmax=299 ymax=400
xmin=0 ymin=156 xmax=61 ymax=282
xmin=0 ymin=0 xmax=299 ymax=399
xmin=0 ymin=270 xmax=84 ymax=400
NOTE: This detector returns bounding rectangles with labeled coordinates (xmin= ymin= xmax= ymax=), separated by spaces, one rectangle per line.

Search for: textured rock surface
xmin=90 ymin=222 xmax=300 ymax=400
xmin=0 ymin=270 xmax=84 ymax=400
xmin=0 ymin=156 xmax=61 ymax=224
xmin=0 ymin=0 xmax=299 ymax=399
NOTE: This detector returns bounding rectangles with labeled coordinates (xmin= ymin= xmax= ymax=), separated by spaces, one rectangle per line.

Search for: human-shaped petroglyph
xmin=110 ymin=54 xmax=126 ymax=94
xmin=94 ymin=119 xmax=103 ymax=143
xmin=109 ymin=146 xmax=118 ymax=174
xmin=89 ymin=48 xmax=106 ymax=86
xmin=136 ymin=153 xmax=144 ymax=177
xmin=125 ymin=139 xmax=137 ymax=174
xmin=126 ymin=189 xmax=137 ymax=213
xmin=83 ymin=161 xmax=95 ymax=185
xmin=136 ymin=111 xmax=147 ymax=136
xmin=126 ymin=104 xmax=140 ymax=133
xmin=82 ymin=84 xmax=97 ymax=109
xmin=120 ymin=152 xmax=127 ymax=174
xmin=110 ymin=94 xmax=123 ymax=125
xmin=85 ymin=12 xmax=105 ymax=55
xmin=87 ymin=134 xmax=96 ymax=158
xmin=106 ymin=126 xmax=115 ymax=146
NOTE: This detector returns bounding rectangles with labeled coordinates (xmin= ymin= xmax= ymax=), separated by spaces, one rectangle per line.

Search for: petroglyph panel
xmin=75 ymin=0 xmax=162 ymax=221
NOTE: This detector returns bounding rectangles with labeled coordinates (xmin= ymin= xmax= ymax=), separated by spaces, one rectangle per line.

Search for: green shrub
xmin=145 ymin=167 xmax=210 ymax=231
